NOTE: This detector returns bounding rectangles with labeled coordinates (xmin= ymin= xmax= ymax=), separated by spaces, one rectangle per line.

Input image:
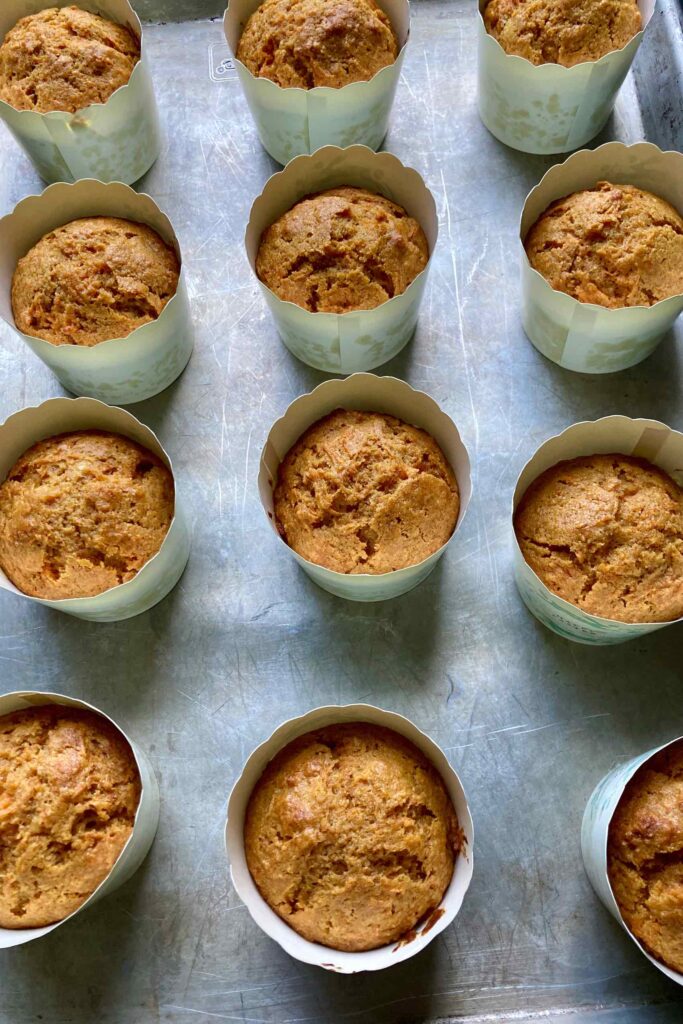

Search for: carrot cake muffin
xmin=0 ymin=6 xmax=140 ymax=114
xmin=273 ymin=409 xmax=459 ymax=574
xmin=524 ymin=181 xmax=683 ymax=309
xmin=244 ymin=722 xmax=462 ymax=951
xmin=0 ymin=429 xmax=174 ymax=600
xmin=608 ymin=738 xmax=683 ymax=973
xmin=12 ymin=216 xmax=180 ymax=348
xmin=514 ymin=453 xmax=683 ymax=623
xmin=0 ymin=704 xmax=140 ymax=929
xmin=256 ymin=187 xmax=429 ymax=313
xmin=484 ymin=0 xmax=642 ymax=67
xmin=237 ymin=0 xmax=398 ymax=89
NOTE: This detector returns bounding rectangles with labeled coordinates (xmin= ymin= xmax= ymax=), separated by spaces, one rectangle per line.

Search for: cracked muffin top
xmin=11 ymin=216 xmax=180 ymax=348
xmin=236 ymin=0 xmax=398 ymax=89
xmin=0 ymin=6 xmax=140 ymax=114
xmin=0 ymin=704 xmax=140 ymax=929
xmin=256 ymin=187 xmax=429 ymax=314
xmin=244 ymin=722 xmax=462 ymax=951
xmin=524 ymin=181 xmax=683 ymax=309
xmin=273 ymin=409 xmax=459 ymax=575
xmin=0 ymin=430 xmax=174 ymax=601
xmin=483 ymin=0 xmax=642 ymax=67
xmin=608 ymin=738 xmax=683 ymax=974
xmin=514 ymin=453 xmax=683 ymax=623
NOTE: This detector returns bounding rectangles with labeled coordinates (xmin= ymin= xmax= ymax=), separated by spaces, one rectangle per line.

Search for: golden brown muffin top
xmin=236 ymin=0 xmax=398 ymax=89
xmin=608 ymin=739 xmax=683 ymax=974
xmin=0 ymin=6 xmax=140 ymax=114
xmin=256 ymin=187 xmax=429 ymax=314
xmin=514 ymin=453 xmax=683 ymax=624
xmin=525 ymin=181 xmax=683 ymax=309
xmin=0 ymin=705 xmax=140 ymax=929
xmin=11 ymin=216 xmax=180 ymax=348
xmin=273 ymin=409 xmax=460 ymax=575
xmin=484 ymin=0 xmax=641 ymax=67
xmin=244 ymin=722 xmax=462 ymax=951
xmin=0 ymin=430 xmax=174 ymax=601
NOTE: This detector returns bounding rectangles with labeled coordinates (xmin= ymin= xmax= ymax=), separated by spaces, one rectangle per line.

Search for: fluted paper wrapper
xmin=259 ymin=373 xmax=471 ymax=601
xmin=581 ymin=735 xmax=683 ymax=986
xmin=0 ymin=1 xmax=161 ymax=184
xmin=224 ymin=0 xmax=408 ymax=165
xmin=225 ymin=703 xmax=474 ymax=972
xmin=0 ymin=689 xmax=160 ymax=948
xmin=520 ymin=142 xmax=683 ymax=373
xmin=477 ymin=0 xmax=653 ymax=155
xmin=512 ymin=415 xmax=683 ymax=645
xmin=0 ymin=180 xmax=194 ymax=404
xmin=246 ymin=146 xmax=437 ymax=373
xmin=0 ymin=398 xmax=190 ymax=621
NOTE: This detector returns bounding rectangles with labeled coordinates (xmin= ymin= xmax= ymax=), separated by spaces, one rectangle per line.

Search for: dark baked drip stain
xmin=392 ymin=906 xmax=445 ymax=950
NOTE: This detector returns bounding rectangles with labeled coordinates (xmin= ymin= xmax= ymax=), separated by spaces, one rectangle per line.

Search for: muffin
xmin=608 ymin=739 xmax=683 ymax=974
xmin=244 ymin=722 xmax=462 ymax=951
xmin=484 ymin=0 xmax=642 ymax=67
xmin=256 ymin=187 xmax=429 ymax=314
xmin=524 ymin=181 xmax=683 ymax=309
xmin=273 ymin=409 xmax=459 ymax=574
xmin=0 ymin=704 xmax=140 ymax=929
xmin=237 ymin=0 xmax=398 ymax=89
xmin=0 ymin=6 xmax=140 ymax=114
xmin=0 ymin=430 xmax=175 ymax=600
xmin=11 ymin=216 xmax=180 ymax=348
xmin=514 ymin=453 xmax=683 ymax=623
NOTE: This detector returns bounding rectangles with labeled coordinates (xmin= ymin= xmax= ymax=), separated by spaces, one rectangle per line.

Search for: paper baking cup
xmin=226 ymin=703 xmax=474 ymax=973
xmin=581 ymin=735 xmax=683 ymax=986
xmin=223 ymin=0 xmax=408 ymax=165
xmin=0 ymin=689 xmax=160 ymax=948
xmin=477 ymin=0 xmax=654 ymax=154
xmin=0 ymin=397 xmax=190 ymax=621
xmin=260 ymin=373 xmax=471 ymax=602
xmin=0 ymin=1 xmax=161 ymax=185
xmin=512 ymin=414 xmax=683 ymax=645
xmin=246 ymin=146 xmax=437 ymax=373
xmin=519 ymin=143 xmax=683 ymax=374
xmin=0 ymin=180 xmax=194 ymax=405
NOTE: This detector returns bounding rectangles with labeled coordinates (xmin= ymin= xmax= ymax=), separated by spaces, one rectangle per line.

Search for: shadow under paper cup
xmin=0 ymin=0 xmax=161 ymax=184
xmin=0 ymin=179 xmax=194 ymax=405
xmin=0 ymin=397 xmax=191 ymax=622
xmin=0 ymin=689 xmax=160 ymax=949
xmin=224 ymin=0 xmax=409 ymax=165
xmin=512 ymin=414 xmax=683 ymax=645
xmin=246 ymin=145 xmax=437 ymax=373
xmin=259 ymin=373 xmax=471 ymax=601
xmin=225 ymin=703 xmax=474 ymax=973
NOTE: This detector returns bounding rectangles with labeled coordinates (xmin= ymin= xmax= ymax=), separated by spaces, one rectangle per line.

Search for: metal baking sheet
xmin=0 ymin=1 xmax=682 ymax=1021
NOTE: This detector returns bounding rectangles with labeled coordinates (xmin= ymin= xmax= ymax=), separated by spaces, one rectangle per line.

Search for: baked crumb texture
xmin=244 ymin=722 xmax=462 ymax=951
xmin=514 ymin=453 xmax=683 ymax=624
xmin=0 ymin=705 xmax=140 ymax=929
xmin=273 ymin=409 xmax=460 ymax=575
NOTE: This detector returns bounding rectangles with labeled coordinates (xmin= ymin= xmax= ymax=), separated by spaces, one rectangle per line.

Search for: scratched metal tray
xmin=0 ymin=2 xmax=682 ymax=1022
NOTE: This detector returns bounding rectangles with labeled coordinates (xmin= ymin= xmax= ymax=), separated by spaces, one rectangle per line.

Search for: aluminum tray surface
xmin=0 ymin=1 xmax=682 ymax=1022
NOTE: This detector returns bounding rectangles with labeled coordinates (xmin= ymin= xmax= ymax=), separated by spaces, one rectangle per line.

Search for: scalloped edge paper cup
xmin=0 ymin=689 xmax=160 ymax=948
xmin=520 ymin=142 xmax=683 ymax=373
xmin=225 ymin=703 xmax=474 ymax=973
xmin=0 ymin=0 xmax=161 ymax=184
xmin=477 ymin=0 xmax=654 ymax=154
xmin=246 ymin=146 xmax=438 ymax=373
xmin=512 ymin=414 xmax=683 ymax=645
xmin=0 ymin=397 xmax=190 ymax=621
xmin=0 ymin=180 xmax=194 ymax=404
xmin=581 ymin=734 xmax=683 ymax=986
xmin=224 ymin=0 xmax=409 ymax=165
xmin=259 ymin=373 xmax=471 ymax=601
